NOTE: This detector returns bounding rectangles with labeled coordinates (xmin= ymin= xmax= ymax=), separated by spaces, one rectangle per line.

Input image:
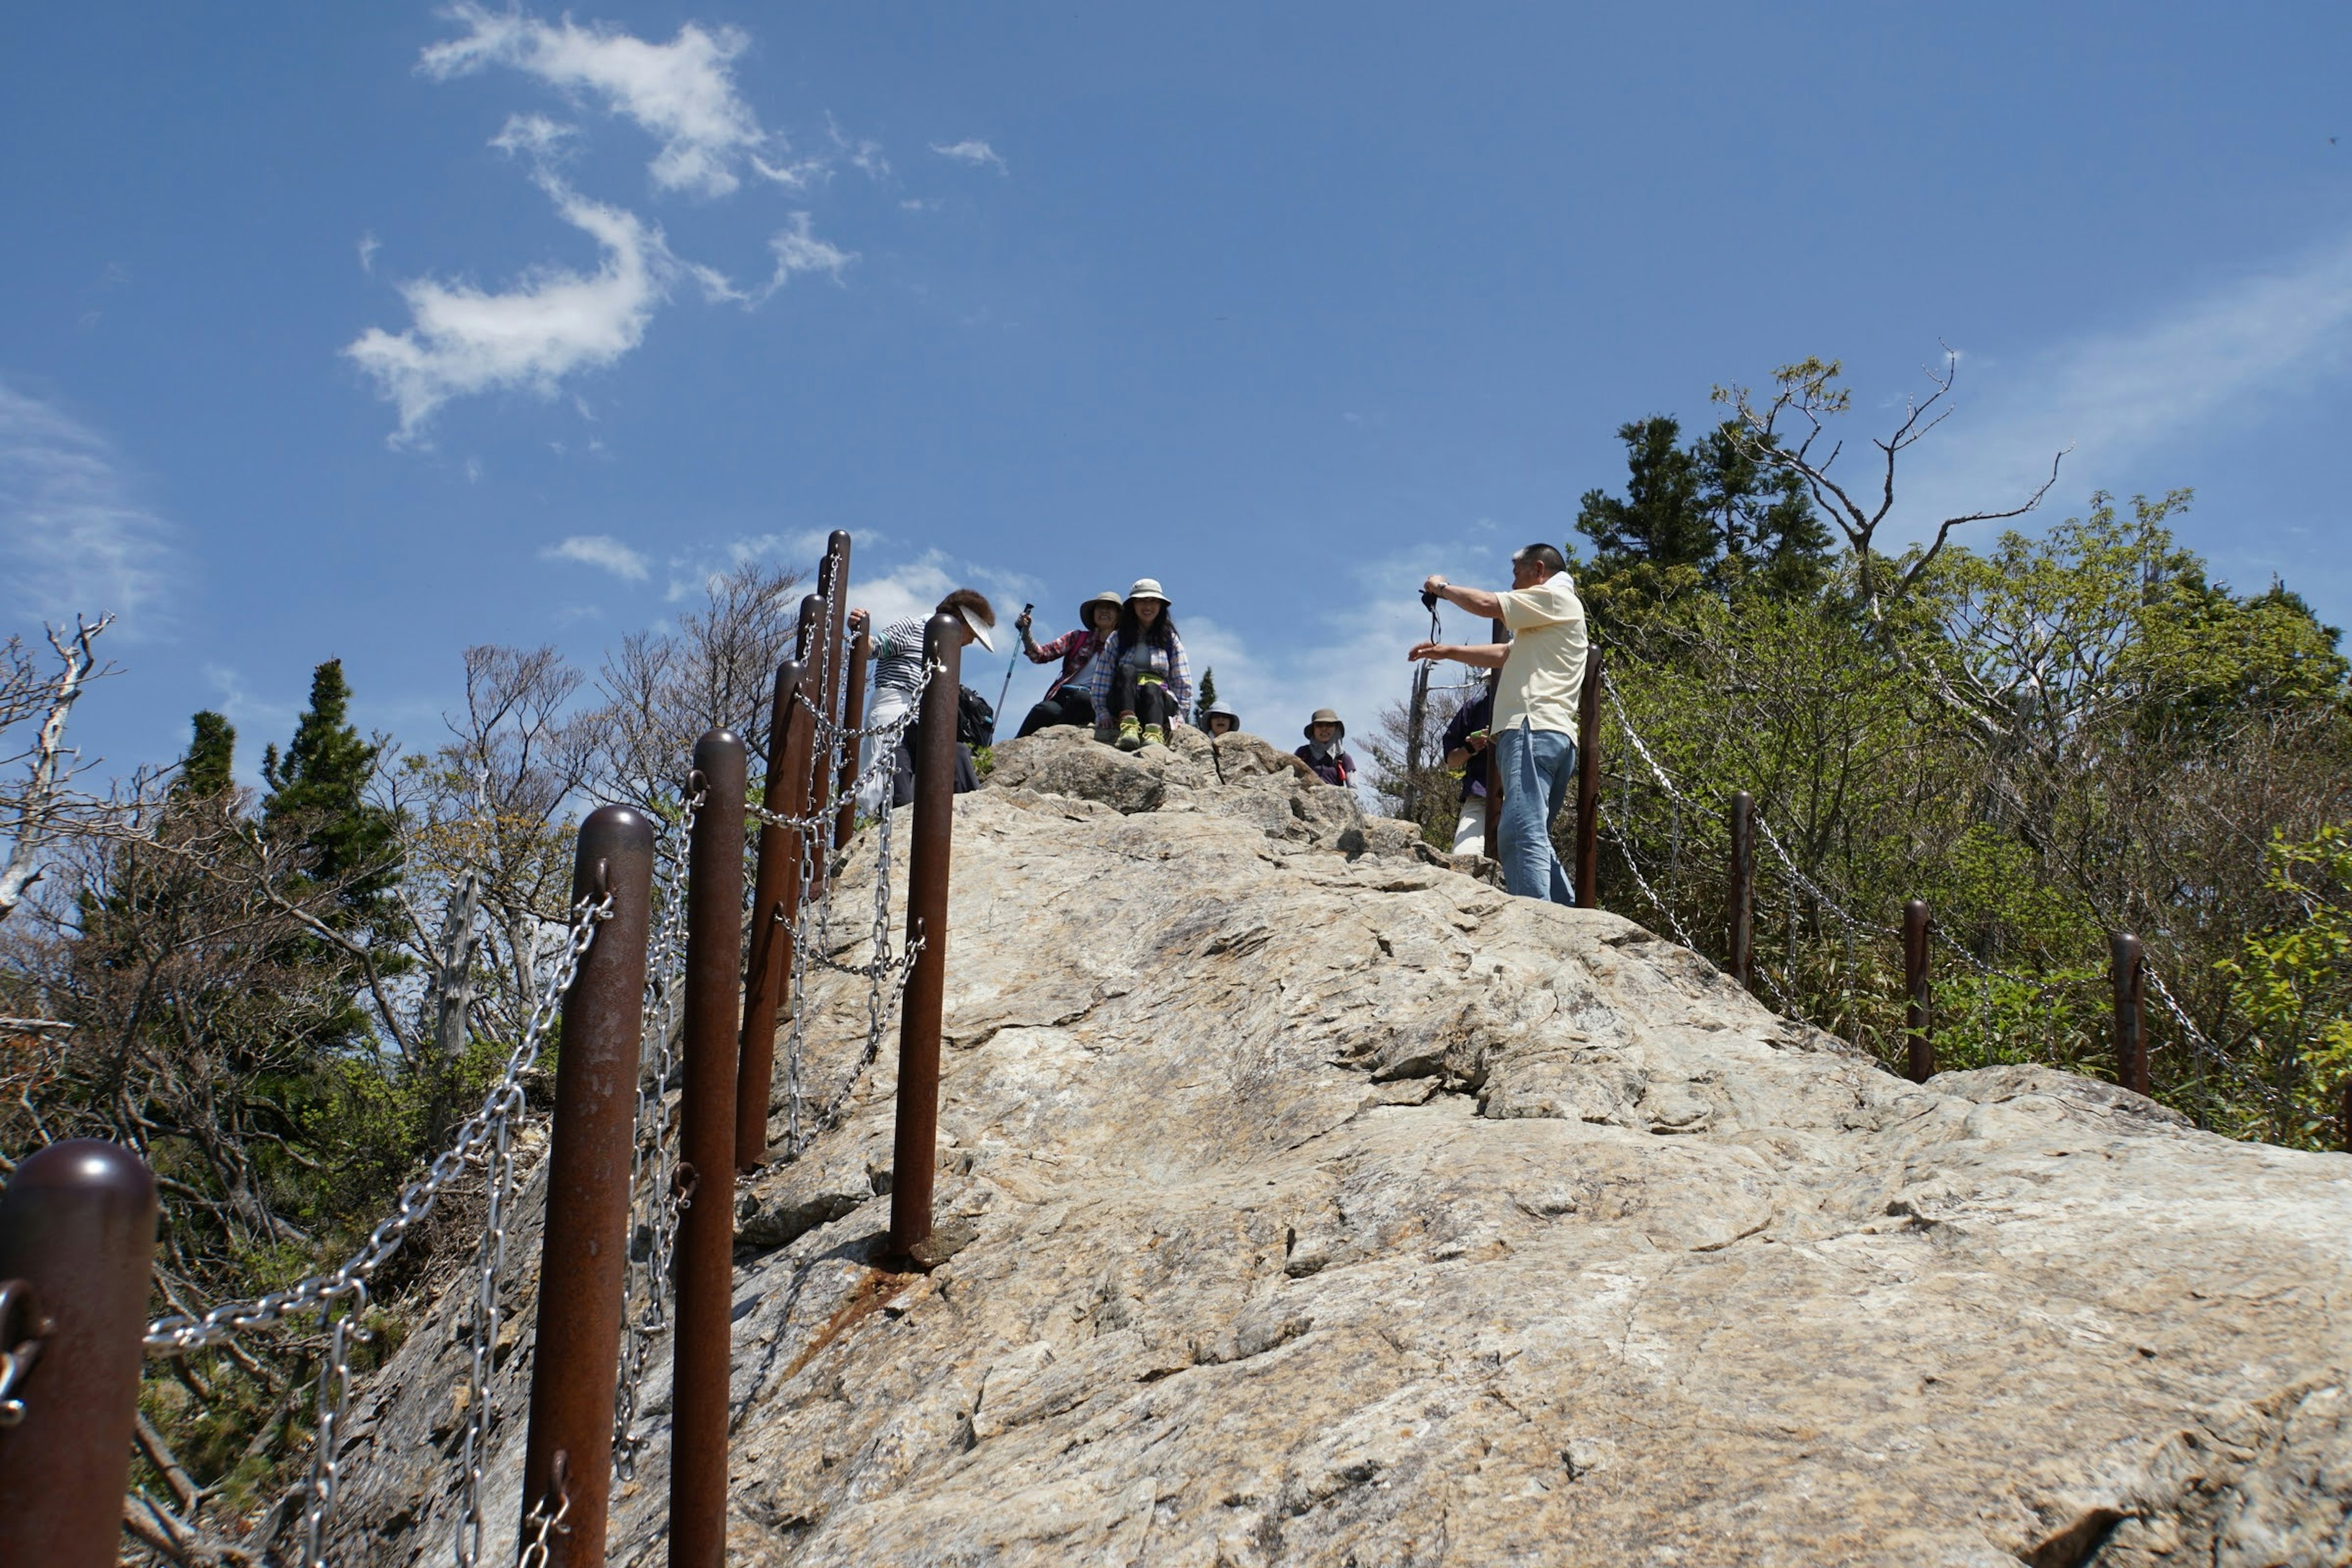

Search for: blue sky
xmin=3 ymin=3 xmax=2348 ymax=780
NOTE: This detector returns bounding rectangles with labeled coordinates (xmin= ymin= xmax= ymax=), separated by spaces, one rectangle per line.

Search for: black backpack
xmin=957 ymin=685 xmax=997 ymax=747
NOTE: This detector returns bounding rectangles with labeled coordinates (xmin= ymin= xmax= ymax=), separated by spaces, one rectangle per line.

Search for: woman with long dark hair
xmin=1078 ymin=578 xmax=1192 ymax=750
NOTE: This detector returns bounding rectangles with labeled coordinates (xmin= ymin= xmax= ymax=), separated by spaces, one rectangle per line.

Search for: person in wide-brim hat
xmin=1084 ymin=578 xmax=1191 ymax=751
xmin=1295 ymin=708 xmax=1357 ymax=788
xmin=1014 ymin=591 xmax=1123 ymax=738
xmin=1202 ymin=700 xmax=1242 ymax=737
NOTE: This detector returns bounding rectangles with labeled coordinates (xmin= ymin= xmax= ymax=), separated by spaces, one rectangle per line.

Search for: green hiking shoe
xmin=1115 ymin=715 xmax=1144 ymax=751
xmin=1140 ymin=725 xmax=1166 ymax=748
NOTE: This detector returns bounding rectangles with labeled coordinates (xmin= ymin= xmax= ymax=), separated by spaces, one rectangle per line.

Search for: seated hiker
xmin=1014 ymin=590 xmax=1122 ymax=737
xmin=847 ymin=587 xmax=997 ymax=808
xmin=1081 ymin=579 xmax=1192 ymax=751
xmin=1201 ymin=701 xmax=1241 ymax=737
xmin=1295 ymin=709 xmax=1358 ymax=787
xmin=1440 ymin=688 xmax=1494 ymax=854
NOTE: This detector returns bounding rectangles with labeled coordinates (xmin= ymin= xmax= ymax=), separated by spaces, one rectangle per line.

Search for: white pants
xmin=1452 ymin=794 xmax=1487 ymax=856
xmin=854 ymin=688 xmax=914 ymax=815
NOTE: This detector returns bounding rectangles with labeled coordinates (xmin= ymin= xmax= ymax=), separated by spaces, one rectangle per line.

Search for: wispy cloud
xmin=766 ymin=212 xmax=855 ymax=289
xmin=0 ymin=378 xmax=178 ymax=630
xmin=356 ymin=232 xmax=380 ymax=274
xmin=931 ymin=139 xmax=1007 ymax=175
xmin=1905 ymin=230 xmax=2352 ymax=533
xmin=422 ymin=4 xmax=777 ymax=197
xmin=489 ymin=111 xmax=581 ymax=161
xmin=345 ymin=172 xmax=678 ymax=443
xmin=828 ymin=113 xmax=889 ymax=179
xmin=543 ymin=533 xmax=650 ymax=580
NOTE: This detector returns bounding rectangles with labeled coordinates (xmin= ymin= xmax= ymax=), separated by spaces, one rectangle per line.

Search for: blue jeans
xmin=1494 ymin=722 xmax=1577 ymax=906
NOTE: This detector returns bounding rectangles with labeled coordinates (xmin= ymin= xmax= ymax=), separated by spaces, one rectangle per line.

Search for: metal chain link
xmin=612 ymin=784 xmax=703 ymax=1477
xmin=149 ymin=887 xmax=611 ymax=1568
xmin=514 ymin=1462 xmax=572 ymax=1568
xmin=448 ymin=891 xmax=612 ymax=1568
xmin=146 ymin=891 xmax=612 ymax=1360
xmin=2145 ymin=960 xmax=2293 ymax=1112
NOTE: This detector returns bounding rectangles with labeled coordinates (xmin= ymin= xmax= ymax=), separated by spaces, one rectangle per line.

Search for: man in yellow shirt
xmin=1409 ymin=543 xmax=1589 ymax=905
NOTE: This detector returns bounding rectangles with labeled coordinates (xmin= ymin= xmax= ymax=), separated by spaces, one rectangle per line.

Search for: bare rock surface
xmin=327 ymin=729 xmax=2352 ymax=1566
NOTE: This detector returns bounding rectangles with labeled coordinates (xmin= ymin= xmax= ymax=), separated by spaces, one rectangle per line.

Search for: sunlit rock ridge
xmin=328 ymin=724 xmax=2352 ymax=1567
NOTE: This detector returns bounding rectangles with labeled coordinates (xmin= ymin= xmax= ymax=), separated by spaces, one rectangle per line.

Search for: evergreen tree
xmin=1575 ymin=415 xmax=1833 ymax=601
xmin=176 ymin=710 xmax=236 ymax=799
xmin=263 ymin=660 xmax=400 ymax=924
xmin=1194 ymin=667 xmax=1219 ymax=725
xmin=1575 ymin=417 xmax=1711 ymax=570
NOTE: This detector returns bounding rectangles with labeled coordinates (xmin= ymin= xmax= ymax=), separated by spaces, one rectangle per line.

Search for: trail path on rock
xmin=328 ymin=726 xmax=2352 ymax=1567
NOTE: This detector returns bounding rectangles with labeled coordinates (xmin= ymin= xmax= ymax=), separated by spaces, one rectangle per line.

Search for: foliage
xmin=2215 ymin=827 xmax=2352 ymax=1142
xmin=1573 ymin=415 xmax=1833 ymax=606
xmin=1578 ymin=488 xmax=2352 ymax=1147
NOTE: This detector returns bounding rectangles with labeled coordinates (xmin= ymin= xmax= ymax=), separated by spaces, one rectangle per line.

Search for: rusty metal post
xmin=1573 ymin=648 xmax=1602 ymax=909
xmin=833 ymin=630 xmax=872 ymax=851
xmin=0 ymin=1140 xmax=157 ymax=1568
xmin=1481 ymin=617 xmax=1507 ymax=865
xmin=888 ymin=612 xmax=962 ymax=1267
xmin=736 ymin=657 xmax=812 ymax=1171
xmin=1904 ymin=899 xmax=1934 ymax=1083
xmin=2113 ymin=932 xmax=2149 ymax=1097
xmin=1728 ymin=791 xmax=1755 ymax=991
xmin=672 ymin=731 xmax=744 ymax=1568
xmin=520 ymin=805 xmax=653 ymax=1568
xmin=803 ymin=549 xmax=848 ymax=903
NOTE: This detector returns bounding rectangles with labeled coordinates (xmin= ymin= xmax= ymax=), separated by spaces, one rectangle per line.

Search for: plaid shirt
xmin=1026 ymin=625 xmax=1107 ymax=698
xmin=1081 ymin=625 xmax=1191 ymax=715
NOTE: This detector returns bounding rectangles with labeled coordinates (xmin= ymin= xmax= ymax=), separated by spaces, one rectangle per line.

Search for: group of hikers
xmin=848 ymin=540 xmax=1588 ymax=910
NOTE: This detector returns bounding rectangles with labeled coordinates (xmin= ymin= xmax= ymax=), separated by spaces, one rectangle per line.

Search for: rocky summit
xmin=328 ymin=725 xmax=2352 ymax=1567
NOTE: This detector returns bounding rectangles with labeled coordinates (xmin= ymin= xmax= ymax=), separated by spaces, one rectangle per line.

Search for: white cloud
xmin=1904 ymin=230 xmax=2352 ymax=535
xmin=344 ymin=174 xmax=678 ymax=443
xmin=828 ymin=113 xmax=889 ymax=179
xmin=543 ymin=533 xmax=650 ymax=580
xmin=489 ymin=111 xmax=580 ymax=161
xmin=422 ymin=4 xmax=771 ymax=197
xmin=765 ymin=212 xmax=854 ymax=290
xmin=0 ymin=378 xmax=178 ymax=629
xmin=356 ymin=232 xmax=380 ymax=274
xmin=931 ymin=139 xmax=1007 ymax=174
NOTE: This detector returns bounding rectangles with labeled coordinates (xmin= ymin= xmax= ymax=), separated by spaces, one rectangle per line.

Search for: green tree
xmin=1194 ymin=666 xmax=1219 ymax=725
xmin=176 ymin=710 xmax=236 ymax=798
xmin=263 ymin=659 xmax=400 ymax=925
xmin=2217 ymin=826 xmax=2352 ymax=1142
xmin=1574 ymin=415 xmax=1833 ymax=611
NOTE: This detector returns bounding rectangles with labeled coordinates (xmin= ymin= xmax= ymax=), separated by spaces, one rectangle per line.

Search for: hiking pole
xmin=1402 ymin=592 xmax=1442 ymax=822
xmin=994 ymin=603 xmax=1034 ymax=732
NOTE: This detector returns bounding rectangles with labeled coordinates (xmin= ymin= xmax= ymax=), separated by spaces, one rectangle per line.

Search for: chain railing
xmin=119 ymin=881 xmax=612 ymax=1567
xmin=612 ymin=784 xmax=702 ymax=1480
xmin=1595 ymin=667 xmax=2305 ymax=1129
xmin=7 ymin=534 xmax=976 ymax=1568
xmin=754 ymin=659 xmax=932 ymax=1159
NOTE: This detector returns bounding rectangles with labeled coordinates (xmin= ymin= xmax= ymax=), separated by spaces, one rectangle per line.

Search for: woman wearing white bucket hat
xmin=1078 ymin=579 xmax=1192 ymax=750
xmin=848 ymin=587 xmax=997 ymax=809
